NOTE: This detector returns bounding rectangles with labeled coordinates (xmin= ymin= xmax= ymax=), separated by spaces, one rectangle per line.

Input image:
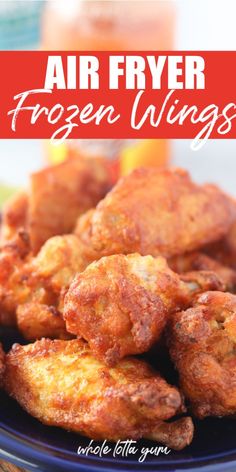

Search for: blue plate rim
xmin=1 ymin=426 xmax=236 ymax=472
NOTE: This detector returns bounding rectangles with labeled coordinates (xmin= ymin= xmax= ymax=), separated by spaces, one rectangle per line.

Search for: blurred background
xmin=0 ymin=0 xmax=235 ymax=203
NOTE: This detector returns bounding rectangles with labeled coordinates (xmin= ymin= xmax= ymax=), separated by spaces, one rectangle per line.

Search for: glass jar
xmin=41 ymin=0 xmax=176 ymax=178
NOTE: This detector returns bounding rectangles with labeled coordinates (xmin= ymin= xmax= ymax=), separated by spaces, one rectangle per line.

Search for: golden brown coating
xmin=147 ymin=417 xmax=194 ymax=450
xmin=64 ymin=254 xmax=190 ymax=365
xmin=1 ymin=191 xmax=29 ymax=245
xmin=76 ymin=167 xmax=235 ymax=259
xmin=31 ymin=234 xmax=93 ymax=295
xmin=168 ymin=291 xmax=236 ymax=418
xmin=28 ymin=156 xmax=110 ymax=254
xmin=64 ymin=253 xmax=222 ymax=365
xmin=180 ymin=270 xmax=225 ymax=297
xmin=0 ymin=231 xmax=30 ymax=326
xmin=74 ymin=208 xmax=96 ymax=245
xmin=17 ymin=303 xmax=72 ymax=341
xmin=14 ymin=235 xmax=91 ymax=339
xmin=0 ymin=233 xmax=90 ymax=337
xmin=169 ymin=252 xmax=236 ymax=293
xmin=4 ymin=338 xmax=193 ymax=449
xmin=1 ymin=157 xmax=110 ymax=255
xmin=0 ymin=344 xmax=5 ymax=387
xmin=205 ymin=220 xmax=236 ymax=270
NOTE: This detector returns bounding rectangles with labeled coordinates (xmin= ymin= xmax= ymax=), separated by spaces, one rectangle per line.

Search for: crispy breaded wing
xmin=14 ymin=235 xmax=90 ymax=339
xmin=0 ymin=233 xmax=89 ymax=337
xmin=205 ymin=220 xmax=236 ymax=270
xmin=64 ymin=254 xmax=189 ymax=365
xmin=4 ymin=338 xmax=193 ymax=449
xmin=0 ymin=231 xmax=30 ymax=326
xmin=31 ymin=234 xmax=93 ymax=294
xmin=168 ymin=291 xmax=236 ymax=418
xmin=74 ymin=208 xmax=96 ymax=244
xmin=1 ymin=191 xmax=29 ymax=245
xmin=17 ymin=303 xmax=72 ymax=341
xmin=64 ymin=253 xmax=222 ymax=365
xmin=76 ymin=167 xmax=235 ymax=258
xmin=29 ymin=156 xmax=110 ymax=254
xmin=169 ymin=252 xmax=236 ymax=293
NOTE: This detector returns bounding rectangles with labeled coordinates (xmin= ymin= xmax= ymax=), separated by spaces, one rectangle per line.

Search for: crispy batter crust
xmin=64 ymin=254 xmax=198 ymax=365
xmin=205 ymin=220 xmax=236 ymax=270
xmin=1 ymin=191 xmax=29 ymax=245
xmin=31 ymin=234 xmax=93 ymax=293
xmin=0 ymin=234 xmax=90 ymax=336
xmin=14 ymin=235 xmax=91 ymax=339
xmin=0 ymin=231 xmax=30 ymax=326
xmin=29 ymin=156 xmax=110 ymax=254
xmin=168 ymin=291 xmax=236 ymax=418
xmin=169 ymin=252 xmax=236 ymax=293
xmin=17 ymin=303 xmax=72 ymax=341
xmin=79 ymin=167 xmax=235 ymax=258
xmin=1 ymin=157 xmax=110 ymax=255
xmin=4 ymin=338 xmax=193 ymax=449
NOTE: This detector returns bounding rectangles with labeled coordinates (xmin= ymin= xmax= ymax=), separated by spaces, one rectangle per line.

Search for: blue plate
xmin=1 ymin=329 xmax=236 ymax=472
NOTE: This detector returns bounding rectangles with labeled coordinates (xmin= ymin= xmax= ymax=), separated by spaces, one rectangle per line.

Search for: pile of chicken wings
xmin=1 ymin=156 xmax=236 ymax=451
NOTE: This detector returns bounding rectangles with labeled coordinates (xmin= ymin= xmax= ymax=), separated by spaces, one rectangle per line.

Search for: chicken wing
xmin=29 ymin=156 xmax=110 ymax=254
xmin=205 ymin=220 xmax=236 ymax=270
xmin=17 ymin=303 xmax=72 ymax=341
xmin=168 ymin=291 xmax=236 ymax=418
xmin=1 ymin=156 xmax=110 ymax=254
xmin=31 ymin=234 xmax=93 ymax=295
xmin=169 ymin=252 xmax=236 ymax=293
xmin=0 ymin=230 xmax=30 ymax=326
xmin=4 ymin=338 xmax=193 ymax=450
xmin=0 ymin=234 xmax=91 ymax=337
xmin=74 ymin=167 xmax=235 ymax=259
xmin=1 ymin=191 xmax=29 ymax=245
xmin=17 ymin=234 xmax=95 ymax=340
xmin=64 ymin=253 xmax=223 ymax=365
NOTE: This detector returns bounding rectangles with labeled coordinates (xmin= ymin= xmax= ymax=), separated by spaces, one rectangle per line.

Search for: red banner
xmin=0 ymin=51 xmax=236 ymax=146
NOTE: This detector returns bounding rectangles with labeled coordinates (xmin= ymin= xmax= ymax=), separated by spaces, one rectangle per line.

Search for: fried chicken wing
xmin=75 ymin=167 xmax=235 ymax=259
xmin=168 ymin=291 xmax=236 ymax=418
xmin=4 ymin=338 xmax=193 ymax=449
xmin=0 ymin=233 xmax=91 ymax=337
xmin=31 ymin=234 xmax=93 ymax=294
xmin=1 ymin=157 xmax=110 ymax=254
xmin=1 ymin=191 xmax=29 ymax=245
xmin=28 ymin=156 xmax=110 ymax=254
xmin=64 ymin=253 xmax=223 ymax=365
xmin=17 ymin=303 xmax=72 ymax=341
xmin=205 ymin=220 xmax=236 ymax=270
xmin=0 ymin=231 xmax=30 ymax=326
xmin=169 ymin=252 xmax=236 ymax=293
xmin=15 ymin=234 xmax=93 ymax=340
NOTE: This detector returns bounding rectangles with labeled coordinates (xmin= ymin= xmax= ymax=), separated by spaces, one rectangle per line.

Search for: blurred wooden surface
xmin=0 ymin=460 xmax=26 ymax=472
